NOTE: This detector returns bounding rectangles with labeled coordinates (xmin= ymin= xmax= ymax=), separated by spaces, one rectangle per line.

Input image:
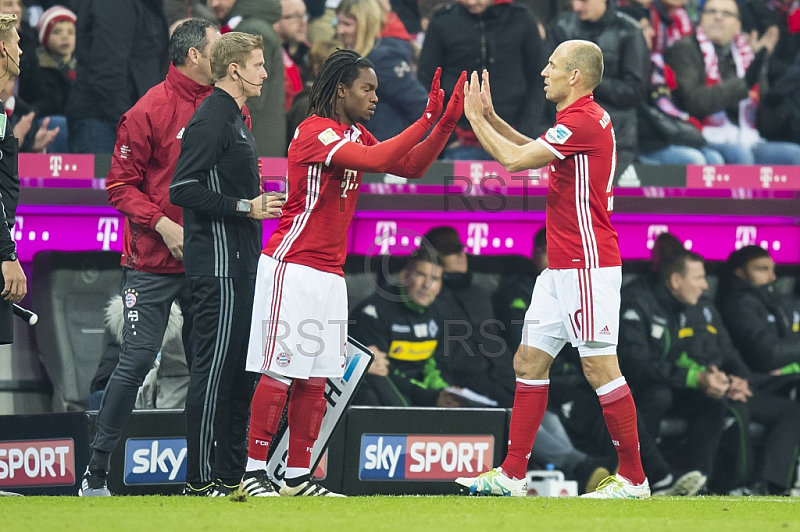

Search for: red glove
xmin=421 ymin=67 xmax=444 ymax=128
xmin=439 ymin=71 xmax=466 ymax=133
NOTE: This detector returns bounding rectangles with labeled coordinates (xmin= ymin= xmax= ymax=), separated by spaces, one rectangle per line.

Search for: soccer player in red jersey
xmin=240 ymin=49 xmax=466 ymax=497
xmin=455 ymin=40 xmax=650 ymax=499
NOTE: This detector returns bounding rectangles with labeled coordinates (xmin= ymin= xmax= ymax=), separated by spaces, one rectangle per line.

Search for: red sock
xmin=287 ymin=377 xmax=328 ymax=469
xmin=500 ymin=380 xmax=549 ymax=480
xmin=247 ymin=375 xmax=290 ymax=461
xmin=598 ymin=380 xmax=646 ymax=485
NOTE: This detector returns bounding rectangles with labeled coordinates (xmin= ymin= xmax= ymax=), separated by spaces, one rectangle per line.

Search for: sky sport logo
xmin=124 ymin=438 xmax=187 ymax=485
xmin=359 ymin=434 xmax=493 ymax=481
xmin=0 ymin=438 xmax=75 ymax=487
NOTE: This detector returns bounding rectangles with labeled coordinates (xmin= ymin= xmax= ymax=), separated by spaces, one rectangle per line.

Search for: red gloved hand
xmin=440 ymin=71 xmax=466 ymax=132
xmin=421 ymin=67 xmax=444 ymax=128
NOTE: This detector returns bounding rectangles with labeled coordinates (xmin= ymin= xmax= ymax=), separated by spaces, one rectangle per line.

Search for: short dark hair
xmin=308 ymin=49 xmax=374 ymax=119
xmin=423 ymin=226 xmax=463 ymax=256
xmin=650 ymin=232 xmax=684 ymax=273
xmin=405 ymin=244 xmax=440 ymax=271
xmin=170 ymin=19 xmax=216 ymax=67
xmin=533 ymin=227 xmax=547 ymax=253
xmin=658 ymin=249 xmax=704 ymax=284
xmin=727 ymin=245 xmax=770 ymax=272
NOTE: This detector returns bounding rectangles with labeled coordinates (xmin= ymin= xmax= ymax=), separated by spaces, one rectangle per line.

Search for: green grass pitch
xmin=2 ymin=496 xmax=799 ymax=532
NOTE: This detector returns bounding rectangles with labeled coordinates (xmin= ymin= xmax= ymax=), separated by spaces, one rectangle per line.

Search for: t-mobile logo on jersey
xmin=97 ymin=217 xmax=120 ymax=250
xmin=734 ymin=226 xmax=757 ymax=249
xmin=341 ymin=169 xmax=359 ymax=198
xmin=466 ymin=223 xmax=489 ymax=255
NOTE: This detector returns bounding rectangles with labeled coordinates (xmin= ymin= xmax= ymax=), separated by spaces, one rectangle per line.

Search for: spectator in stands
xmin=665 ymin=0 xmax=800 ymax=164
xmin=274 ymin=0 xmax=309 ymax=113
xmin=208 ymin=0 xmax=235 ymax=25
xmin=24 ymin=5 xmax=74 ymax=153
xmin=350 ymin=246 xmax=467 ymax=407
xmin=424 ymin=225 xmax=517 ymax=408
xmin=418 ymin=0 xmax=547 ymax=160
xmin=0 ymin=75 xmax=59 ymax=152
xmin=336 ymin=0 xmax=428 ymax=140
xmin=547 ymin=0 xmax=649 ymax=178
xmin=619 ymin=0 xmax=725 ymax=165
xmin=164 ymin=0 xmax=216 ymax=26
xmin=740 ymin=0 xmax=800 ymax=144
xmin=65 ymin=0 xmax=168 ymax=154
xmin=79 ymin=19 xmax=220 ymax=497
xmin=716 ymin=245 xmax=800 ymax=384
xmin=225 ymin=0 xmax=287 ymax=156
xmin=286 ymin=39 xmax=337 ymax=146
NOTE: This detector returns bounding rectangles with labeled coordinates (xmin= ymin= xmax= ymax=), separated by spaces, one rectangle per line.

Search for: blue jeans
xmin=68 ymin=117 xmax=117 ymax=154
xmin=39 ymin=115 xmax=68 ymax=154
xmin=707 ymin=141 xmax=800 ymax=165
xmin=639 ymin=144 xmax=725 ymax=165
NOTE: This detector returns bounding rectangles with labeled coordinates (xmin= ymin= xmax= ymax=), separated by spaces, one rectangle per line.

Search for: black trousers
xmin=184 ymin=276 xmax=255 ymax=486
xmin=716 ymin=391 xmax=800 ymax=491
xmin=633 ymin=384 xmax=727 ymax=477
xmin=91 ymin=269 xmax=192 ymax=465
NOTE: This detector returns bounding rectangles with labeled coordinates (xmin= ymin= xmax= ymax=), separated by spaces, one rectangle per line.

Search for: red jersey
xmin=263 ymin=115 xmax=378 ymax=275
xmin=536 ymin=94 xmax=621 ymax=269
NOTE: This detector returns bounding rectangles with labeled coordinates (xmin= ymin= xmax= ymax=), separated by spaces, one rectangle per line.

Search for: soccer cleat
xmin=240 ymin=470 xmax=279 ymax=497
xmin=652 ymin=470 xmax=706 ymax=496
xmin=79 ymin=467 xmax=111 ymax=497
xmin=581 ymin=474 xmax=650 ymax=499
xmin=279 ymin=477 xmax=345 ymax=497
xmin=455 ymin=468 xmax=527 ymax=497
xmin=183 ymin=481 xmax=232 ymax=497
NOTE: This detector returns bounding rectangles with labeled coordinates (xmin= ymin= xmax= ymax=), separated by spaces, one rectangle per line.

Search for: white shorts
xmin=521 ymin=266 xmax=621 ymax=358
xmin=246 ymin=255 xmax=348 ymax=379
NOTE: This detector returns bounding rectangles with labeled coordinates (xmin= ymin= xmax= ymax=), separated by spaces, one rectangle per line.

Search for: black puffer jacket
xmin=547 ymin=5 xmax=648 ymax=165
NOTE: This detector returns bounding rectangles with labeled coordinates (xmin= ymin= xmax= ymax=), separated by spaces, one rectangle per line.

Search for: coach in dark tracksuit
xmin=170 ymin=31 xmax=282 ymax=496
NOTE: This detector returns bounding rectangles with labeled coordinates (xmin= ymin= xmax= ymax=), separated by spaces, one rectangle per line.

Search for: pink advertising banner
xmin=686 ymin=165 xmax=800 ymax=190
xmin=14 ymin=207 xmax=800 ymax=264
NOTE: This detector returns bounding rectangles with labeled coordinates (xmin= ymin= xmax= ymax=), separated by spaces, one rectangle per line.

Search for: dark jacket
xmin=717 ymin=275 xmax=800 ymax=373
xmin=65 ymin=0 xmax=169 ymax=125
xmin=0 ymin=100 xmax=20 ymax=260
xmin=27 ymin=51 xmax=74 ymax=118
xmin=664 ymin=34 xmax=750 ymax=124
xmin=618 ymin=275 xmax=749 ymax=392
xmin=169 ymin=88 xmax=262 ymax=279
xmin=350 ymin=288 xmax=449 ymax=407
xmin=229 ymin=0 xmax=287 ymax=157
xmin=107 ymin=64 xmax=213 ymax=274
xmin=492 ymin=269 xmax=539 ymax=355
xmin=548 ymin=5 xmax=648 ymax=161
xmin=435 ymin=271 xmax=516 ymax=408
xmin=418 ymin=1 xmax=547 ymax=138
xmin=367 ymin=37 xmax=428 ymax=141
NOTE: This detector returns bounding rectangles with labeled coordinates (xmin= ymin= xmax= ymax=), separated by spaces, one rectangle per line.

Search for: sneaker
xmin=79 ymin=467 xmax=111 ymax=497
xmin=455 ymin=468 xmax=526 ymax=497
xmin=240 ymin=470 xmax=279 ymax=497
xmin=653 ymin=470 xmax=707 ymax=496
xmin=581 ymin=474 xmax=650 ymax=499
xmin=183 ymin=481 xmax=232 ymax=497
xmin=279 ymin=477 xmax=345 ymax=497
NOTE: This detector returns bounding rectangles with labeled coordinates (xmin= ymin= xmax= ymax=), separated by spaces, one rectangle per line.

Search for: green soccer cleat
xmin=455 ymin=468 xmax=527 ymax=497
xmin=581 ymin=474 xmax=650 ymax=499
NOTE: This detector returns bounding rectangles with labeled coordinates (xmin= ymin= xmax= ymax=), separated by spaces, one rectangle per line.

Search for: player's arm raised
xmin=479 ymin=70 xmax=535 ymax=147
xmin=464 ymin=71 xmax=555 ymax=173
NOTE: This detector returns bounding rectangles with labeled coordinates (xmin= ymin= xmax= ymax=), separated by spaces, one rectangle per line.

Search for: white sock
xmin=284 ymin=467 xmax=310 ymax=480
xmin=246 ymin=457 xmax=267 ymax=472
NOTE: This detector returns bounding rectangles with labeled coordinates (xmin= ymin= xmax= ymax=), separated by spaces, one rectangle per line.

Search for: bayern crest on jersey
xmin=276 ymin=351 xmax=292 ymax=367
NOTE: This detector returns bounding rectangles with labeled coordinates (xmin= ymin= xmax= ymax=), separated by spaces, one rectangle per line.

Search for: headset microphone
xmin=235 ymin=70 xmax=263 ymax=87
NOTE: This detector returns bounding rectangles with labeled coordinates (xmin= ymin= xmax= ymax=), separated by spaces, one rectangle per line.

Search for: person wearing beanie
xmin=28 ymin=5 xmax=75 ymax=117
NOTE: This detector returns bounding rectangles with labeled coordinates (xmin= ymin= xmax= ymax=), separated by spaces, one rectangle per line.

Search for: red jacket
xmin=106 ymin=63 xmax=213 ymax=274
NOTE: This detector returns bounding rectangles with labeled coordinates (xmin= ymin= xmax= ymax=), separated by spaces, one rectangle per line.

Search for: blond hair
xmin=336 ymin=0 xmax=384 ymax=58
xmin=210 ymin=31 xmax=264 ymax=81
xmin=0 ymin=14 xmax=17 ymax=41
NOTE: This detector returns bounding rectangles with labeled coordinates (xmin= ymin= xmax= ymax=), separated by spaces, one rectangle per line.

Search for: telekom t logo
xmin=375 ymin=221 xmax=397 ymax=254
xmin=49 ymin=155 xmax=63 ymax=177
xmin=646 ymin=225 xmax=669 ymax=250
xmin=12 ymin=215 xmax=22 ymax=241
xmin=735 ymin=226 xmax=757 ymax=249
xmin=97 ymin=218 xmax=119 ymax=250
xmin=466 ymin=223 xmax=489 ymax=255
